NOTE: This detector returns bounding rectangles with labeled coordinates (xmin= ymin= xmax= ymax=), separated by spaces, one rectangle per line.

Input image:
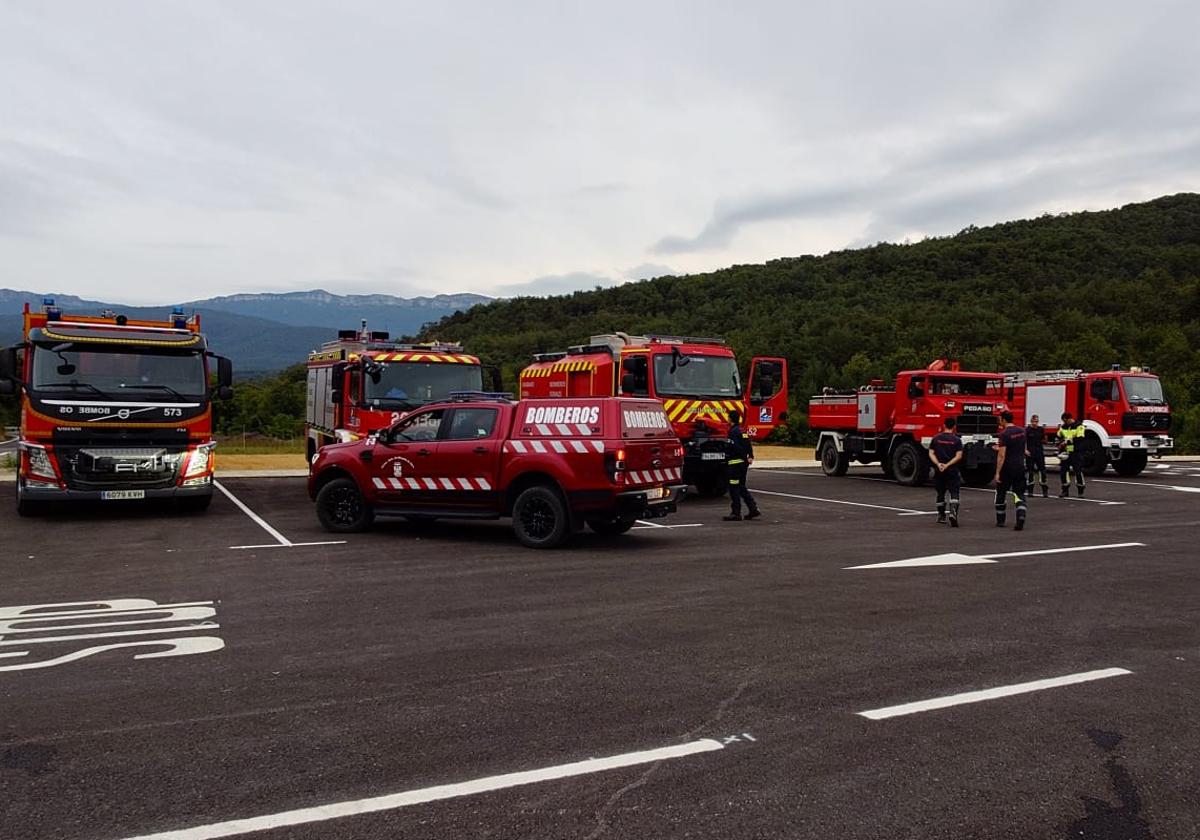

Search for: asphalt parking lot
xmin=2 ymin=462 xmax=1199 ymax=840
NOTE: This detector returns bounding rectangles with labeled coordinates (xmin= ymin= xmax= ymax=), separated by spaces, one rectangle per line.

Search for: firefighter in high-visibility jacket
xmin=1057 ymin=411 xmax=1086 ymax=497
xmin=723 ymin=410 xmax=761 ymax=521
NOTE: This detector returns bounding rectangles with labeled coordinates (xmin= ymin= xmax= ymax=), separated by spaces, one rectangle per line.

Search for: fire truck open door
xmin=745 ymin=357 xmax=789 ymax=440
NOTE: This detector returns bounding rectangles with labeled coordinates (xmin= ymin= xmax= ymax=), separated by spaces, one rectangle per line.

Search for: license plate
xmin=102 ymin=490 xmax=145 ymax=500
xmin=644 ymin=487 xmax=668 ymax=500
xmin=701 ymin=452 xmax=725 ymax=461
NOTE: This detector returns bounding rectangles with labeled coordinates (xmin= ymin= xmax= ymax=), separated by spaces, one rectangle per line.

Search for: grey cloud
xmin=494 ymin=272 xmax=617 ymax=298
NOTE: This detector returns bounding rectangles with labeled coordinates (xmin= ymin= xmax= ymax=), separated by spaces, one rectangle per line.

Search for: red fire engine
xmin=519 ymin=333 xmax=788 ymax=495
xmin=0 ymin=299 xmax=233 ymax=514
xmin=809 ymin=360 xmax=1007 ymax=486
xmin=305 ymin=323 xmax=488 ymax=462
xmin=1004 ymin=365 xmax=1172 ymax=476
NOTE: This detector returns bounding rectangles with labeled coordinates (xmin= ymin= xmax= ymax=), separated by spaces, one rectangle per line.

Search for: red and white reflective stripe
xmin=505 ymin=440 xmax=604 ymax=454
xmin=525 ymin=423 xmax=597 ymax=436
xmin=373 ymin=476 xmax=494 ymax=491
xmin=625 ymin=467 xmax=683 ymax=486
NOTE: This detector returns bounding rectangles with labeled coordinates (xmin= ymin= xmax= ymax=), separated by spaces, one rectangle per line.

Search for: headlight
xmin=21 ymin=443 xmax=57 ymax=480
xmin=184 ymin=443 xmax=216 ymax=477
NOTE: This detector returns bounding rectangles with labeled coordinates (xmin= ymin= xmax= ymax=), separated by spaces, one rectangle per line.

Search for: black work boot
xmin=1041 ymin=485 xmax=1049 ymax=498
xmin=745 ymin=508 xmax=761 ymax=520
xmin=723 ymin=513 xmax=742 ymax=521
xmin=1015 ymin=515 xmax=1026 ymax=532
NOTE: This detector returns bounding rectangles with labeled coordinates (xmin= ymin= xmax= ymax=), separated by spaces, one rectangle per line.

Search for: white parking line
xmin=751 ymin=487 xmax=928 ymax=515
xmin=859 ymin=667 xmax=1132 ymax=719
xmin=216 ymin=481 xmax=346 ymax=550
xmin=633 ymin=520 xmax=704 ymax=530
xmin=116 ymin=738 xmax=727 ymax=840
xmin=1096 ymin=478 xmax=1200 ymax=494
xmin=762 ymin=470 xmax=1127 ymax=505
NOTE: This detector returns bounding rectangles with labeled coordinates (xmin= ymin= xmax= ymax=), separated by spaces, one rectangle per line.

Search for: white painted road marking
xmin=751 ymin=487 xmax=927 ymax=515
xmin=858 ymin=667 xmax=1132 ymax=719
xmin=116 ymin=738 xmax=727 ymax=840
xmin=1097 ymin=478 xmax=1200 ymax=494
xmin=633 ymin=519 xmax=704 ymax=530
xmin=762 ymin=470 xmax=1126 ymax=505
xmin=847 ymin=541 xmax=1146 ymax=569
xmin=216 ymin=481 xmax=347 ymax=550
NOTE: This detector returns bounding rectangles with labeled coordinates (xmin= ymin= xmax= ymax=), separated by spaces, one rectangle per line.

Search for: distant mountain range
xmin=0 ymin=288 xmax=492 ymax=376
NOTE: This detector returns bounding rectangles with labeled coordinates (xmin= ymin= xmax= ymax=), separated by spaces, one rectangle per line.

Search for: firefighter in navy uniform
xmin=1025 ymin=414 xmax=1050 ymax=498
xmin=1057 ymin=412 xmax=1086 ymax=497
xmin=993 ymin=411 xmax=1028 ymax=530
xmin=723 ymin=410 xmax=761 ymax=521
xmin=928 ymin=417 xmax=964 ymax=526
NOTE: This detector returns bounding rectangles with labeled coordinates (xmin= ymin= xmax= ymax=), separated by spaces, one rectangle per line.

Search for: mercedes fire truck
xmin=1005 ymin=365 xmax=1172 ymax=476
xmin=519 ymin=333 xmax=788 ymax=495
xmin=809 ymin=360 xmax=1007 ymax=486
xmin=0 ymin=299 xmax=233 ymax=515
xmin=305 ymin=323 xmax=488 ymax=462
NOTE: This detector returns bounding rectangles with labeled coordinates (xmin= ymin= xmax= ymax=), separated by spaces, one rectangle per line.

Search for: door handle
xmin=417 ymin=448 xmax=432 ymax=457
xmin=473 ymin=446 xmax=488 ymax=454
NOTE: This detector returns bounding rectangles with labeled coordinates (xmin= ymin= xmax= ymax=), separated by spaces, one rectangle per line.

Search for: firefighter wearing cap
xmin=723 ymin=410 xmax=761 ymax=521
xmin=1057 ymin=412 xmax=1086 ymax=497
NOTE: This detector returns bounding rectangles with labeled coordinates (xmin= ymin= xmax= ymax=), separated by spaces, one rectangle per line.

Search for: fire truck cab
xmin=520 ymin=333 xmax=788 ymax=495
xmin=1005 ymin=366 xmax=1172 ymax=476
xmin=306 ymin=323 xmax=488 ymax=462
xmin=809 ymin=360 xmax=1007 ymax=486
xmin=0 ymin=299 xmax=232 ymax=515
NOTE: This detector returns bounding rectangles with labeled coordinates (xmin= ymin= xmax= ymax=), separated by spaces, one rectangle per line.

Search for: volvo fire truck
xmin=519 ymin=333 xmax=787 ymax=495
xmin=809 ymin=360 xmax=1007 ymax=486
xmin=305 ymin=323 xmax=488 ymax=462
xmin=0 ymin=299 xmax=233 ymax=515
xmin=1005 ymin=366 xmax=1172 ymax=476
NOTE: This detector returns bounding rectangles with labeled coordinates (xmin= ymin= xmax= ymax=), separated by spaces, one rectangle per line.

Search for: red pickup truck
xmin=307 ymin=393 xmax=686 ymax=547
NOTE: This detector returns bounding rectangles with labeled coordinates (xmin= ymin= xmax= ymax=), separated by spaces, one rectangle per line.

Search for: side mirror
xmin=620 ymin=373 xmax=636 ymax=394
xmin=218 ymin=385 xmax=233 ymax=401
xmin=330 ymin=388 xmax=343 ymax=406
xmin=487 ymin=365 xmax=503 ymax=392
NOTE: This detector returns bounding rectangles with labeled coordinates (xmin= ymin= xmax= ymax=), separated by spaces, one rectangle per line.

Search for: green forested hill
xmin=422 ymin=193 xmax=1200 ymax=449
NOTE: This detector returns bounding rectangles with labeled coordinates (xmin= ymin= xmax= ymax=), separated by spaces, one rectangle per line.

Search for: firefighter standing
xmin=723 ymin=410 xmax=761 ymax=521
xmin=1057 ymin=411 xmax=1086 ymax=497
xmin=1025 ymin=414 xmax=1049 ymax=498
xmin=928 ymin=416 xmax=964 ymax=527
xmin=993 ymin=411 xmax=1028 ymax=530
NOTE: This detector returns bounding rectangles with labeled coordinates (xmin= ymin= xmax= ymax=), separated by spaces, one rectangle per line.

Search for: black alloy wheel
xmin=315 ymin=477 xmax=374 ymax=533
xmin=512 ymin=485 xmax=570 ymax=548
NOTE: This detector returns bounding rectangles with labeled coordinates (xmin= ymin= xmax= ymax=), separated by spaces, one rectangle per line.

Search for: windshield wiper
xmin=122 ymin=383 xmax=189 ymax=400
xmin=36 ymin=381 xmax=116 ymax=399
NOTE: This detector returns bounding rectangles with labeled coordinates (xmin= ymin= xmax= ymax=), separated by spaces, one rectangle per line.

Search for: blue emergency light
xmin=171 ymin=306 xmax=187 ymax=329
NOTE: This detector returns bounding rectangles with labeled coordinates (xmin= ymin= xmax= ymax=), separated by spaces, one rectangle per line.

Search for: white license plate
xmin=701 ymin=452 xmax=725 ymax=461
xmin=102 ymin=490 xmax=146 ymax=500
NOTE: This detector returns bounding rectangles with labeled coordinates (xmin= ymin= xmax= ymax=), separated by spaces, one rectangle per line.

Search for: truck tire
xmin=1112 ymin=450 xmax=1148 ymax=477
xmin=512 ymin=485 xmax=571 ymax=548
xmin=1080 ymin=434 xmax=1108 ymax=476
xmin=315 ymin=477 xmax=375 ymax=533
xmin=586 ymin=515 xmax=638 ymax=536
xmin=880 ymin=456 xmax=895 ymax=479
xmin=819 ymin=440 xmax=849 ymax=476
xmin=891 ymin=440 xmax=929 ymax=487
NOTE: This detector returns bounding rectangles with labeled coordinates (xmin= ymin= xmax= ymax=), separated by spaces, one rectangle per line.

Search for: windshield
xmin=31 ymin=344 xmax=206 ymax=398
xmin=927 ymin=376 xmax=1002 ymax=397
xmin=1123 ymin=376 xmax=1165 ymax=404
xmin=653 ymin=353 xmax=741 ymax=399
xmin=365 ymin=361 xmax=483 ymax=409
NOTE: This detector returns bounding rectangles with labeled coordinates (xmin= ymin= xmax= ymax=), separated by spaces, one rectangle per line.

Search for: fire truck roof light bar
xmin=43 ymin=320 xmax=195 ymax=336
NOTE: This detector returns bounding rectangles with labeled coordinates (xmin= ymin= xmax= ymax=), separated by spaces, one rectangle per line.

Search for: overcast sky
xmin=2 ymin=2 xmax=1198 ymax=304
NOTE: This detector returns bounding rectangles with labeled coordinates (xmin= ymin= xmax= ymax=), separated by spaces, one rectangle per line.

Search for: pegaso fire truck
xmin=520 ymin=333 xmax=788 ymax=495
xmin=1005 ymin=365 xmax=1172 ymax=476
xmin=0 ymin=299 xmax=233 ymax=515
xmin=305 ymin=323 xmax=490 ymax=462
xmin=809 ymin=360 xmax=1006 ymax=486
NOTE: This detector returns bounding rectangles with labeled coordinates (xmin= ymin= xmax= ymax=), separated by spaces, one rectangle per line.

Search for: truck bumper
xmin=18 ymin=477 xmax=214 ymax=502
xmin=616 ymin=484 xmax=686 ymax=519
xmin=1110 ymin=434 xmax=1173 ymax=452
